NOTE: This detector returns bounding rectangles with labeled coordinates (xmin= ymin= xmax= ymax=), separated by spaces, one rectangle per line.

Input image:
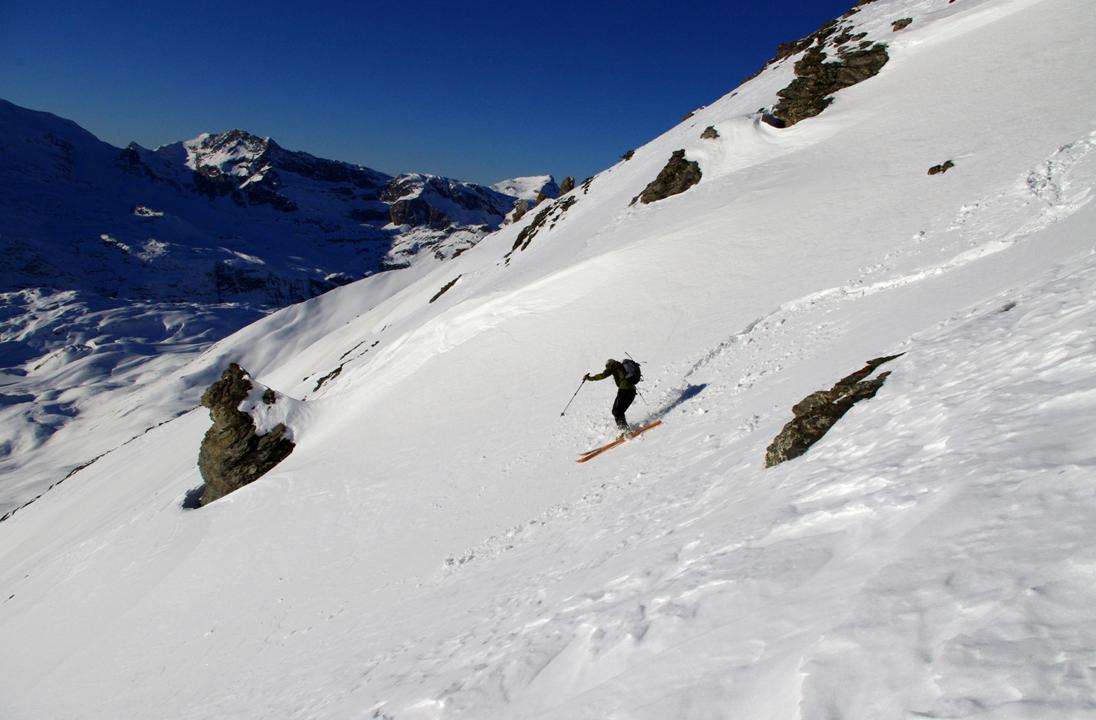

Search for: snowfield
xmin=2 ymin=0 xmax=1096 ymax=718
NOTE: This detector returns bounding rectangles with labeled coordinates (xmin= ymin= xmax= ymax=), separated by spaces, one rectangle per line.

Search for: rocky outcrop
xmin=741 ymin=3 xmax=890 ymax=126
xmin=429 ymin=275 xmax=462 ymax=303
xmin=196 ymin=363 xmax=295 ymax=506
xmin=760 ymin=111 xmax=787 ymax=128
xmin=701 ymin=126 xmax=720 ymax=139
xmin=558 ymin=176 xmax=576 ymax=195
xmin=631 ymin=150 xmax=702 ymax=205
xmin=511 ymin=199 xmax=530 ymax=223
xmin=928 ymin=160 xmax=955 ymax=175
xmin=312 ymin=364 xmax=344 ymax=392
xmin=509 ymin=195 xmax=577 ymax=255
xmin=773 ymin=42 xmax=890 ymax=126
xmin=765 ymin=354 xmax=903 ymax=467
xmin=388 ymin=197 xmax=452 ymax=229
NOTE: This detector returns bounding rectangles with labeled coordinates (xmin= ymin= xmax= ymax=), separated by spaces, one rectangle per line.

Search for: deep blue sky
xmin=1 ymin=1 xmax=854 ymax=185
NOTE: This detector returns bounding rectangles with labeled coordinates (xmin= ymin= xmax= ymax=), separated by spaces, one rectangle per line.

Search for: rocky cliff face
xmin=382 ymin=173 xmax=516 ymax=230
xmin=176 ymin=130 xmax=389 ymax=213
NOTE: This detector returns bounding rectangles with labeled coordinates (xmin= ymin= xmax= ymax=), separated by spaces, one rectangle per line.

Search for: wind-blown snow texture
xmin=3 ymin=0 xmax=1096 ymax=717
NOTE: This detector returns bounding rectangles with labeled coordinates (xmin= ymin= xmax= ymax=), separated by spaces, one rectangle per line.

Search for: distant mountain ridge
xmin=0 ymin=99 xmax=558 ymax=507
xmin=0 ymin=99 xmax=555 ymax=306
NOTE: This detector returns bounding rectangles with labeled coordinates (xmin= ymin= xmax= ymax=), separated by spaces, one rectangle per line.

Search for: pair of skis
xmin=576 ymin=420 xmax=662 ymax=463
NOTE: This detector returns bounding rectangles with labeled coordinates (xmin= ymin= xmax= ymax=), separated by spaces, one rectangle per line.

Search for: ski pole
xmin=561 ymin=378 xmax=586 ymax=416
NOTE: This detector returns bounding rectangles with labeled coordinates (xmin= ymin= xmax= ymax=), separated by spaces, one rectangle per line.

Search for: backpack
xmin=621 ymin=358 xmax=642 ymax=384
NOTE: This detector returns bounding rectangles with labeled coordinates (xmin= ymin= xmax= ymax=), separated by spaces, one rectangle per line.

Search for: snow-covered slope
xmin=0 ymin=103 xmax=531 ymax=514
xmin=3 ymin=0 xmax=1096 ymax=717
xmin=491 ymin=175 xmax=561 ymax=202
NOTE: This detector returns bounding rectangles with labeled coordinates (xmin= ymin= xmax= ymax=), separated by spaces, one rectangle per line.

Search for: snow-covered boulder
xmin=195 ymin=363 xmax=299 ymax=506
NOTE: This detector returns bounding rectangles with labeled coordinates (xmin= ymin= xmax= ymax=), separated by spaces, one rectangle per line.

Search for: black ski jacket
xmin=586 ymin=360 xmax=635 ymax=390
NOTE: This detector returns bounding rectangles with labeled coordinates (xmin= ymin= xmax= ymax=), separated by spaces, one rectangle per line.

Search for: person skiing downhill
xmin=584 ymin=359 xmax=638 ymax=432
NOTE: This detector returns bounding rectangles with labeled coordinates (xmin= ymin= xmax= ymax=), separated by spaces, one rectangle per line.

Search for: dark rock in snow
xmin=765 ymin=354 xmax=903 ymax=467
xmin=892 ymin=17 xmax=913 ymax=31
xmin=741 ymin=5 xmax=890 ymax=127
xmin=928 ymin=160 xmax=955 ymax=175
xmin=196 ymin=363 xmax=295 ymax=506
xmin=742 ymin=17 xmax=840 ymax=84
xmin=631 ymin=150 xmax=702 ymax=205
xmin=389 ymin=197 xmax=452 ymax=229
xmin=760 ymin=112 xmax=787 ymax=128
xmin=701 ymin=126 xmax=720 ymax=139
xmin=509 ymin=196 xmax=578 ymax=255
xmin=558 ymin=176 xmax=576 ymax=195
xmin=773 ymin=42 xmax=890 ymax=126
xmin=429 ymin=275 xmax=462 ymax=303
xmin=312 ymin=364 xmax=344 ymax=392
xmin=511 ymin=199 xmax=530 ymax=223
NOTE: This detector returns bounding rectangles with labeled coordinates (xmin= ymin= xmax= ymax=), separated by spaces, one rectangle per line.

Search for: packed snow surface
xmin=3 ymin=0 xmax=1096 ymax=718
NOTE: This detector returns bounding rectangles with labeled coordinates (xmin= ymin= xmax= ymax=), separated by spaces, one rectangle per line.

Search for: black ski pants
xmin=612 ymin=388 xmax=636 ymax=429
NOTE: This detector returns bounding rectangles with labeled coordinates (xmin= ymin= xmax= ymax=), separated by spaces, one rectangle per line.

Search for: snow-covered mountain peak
xmin=491 ymin=174 xmax=560 ymax=201
xmin=182 ymin=128 xmax=274 ymax=178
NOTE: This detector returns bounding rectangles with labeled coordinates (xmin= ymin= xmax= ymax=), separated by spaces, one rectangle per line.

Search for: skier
xmin=584 ymin=358 xmax=640 ymax=433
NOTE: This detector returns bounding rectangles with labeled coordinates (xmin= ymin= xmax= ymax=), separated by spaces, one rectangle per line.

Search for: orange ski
xmin=577 ymin=420 xmax=662 ymax=463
